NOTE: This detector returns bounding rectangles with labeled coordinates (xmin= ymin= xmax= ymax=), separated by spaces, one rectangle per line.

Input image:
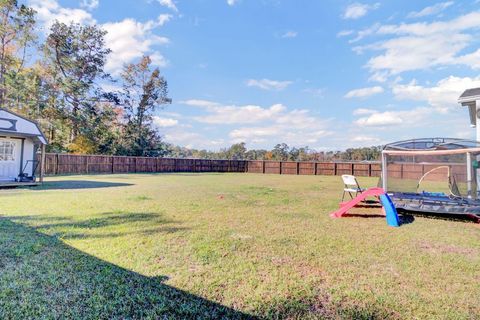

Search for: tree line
xmin=1 ymin=1 xmax=381 ymax=161
xmin=1 ymin=1 xmax=171 ymax=156
xmin=165 ymin=142 xmax=382 ymax=162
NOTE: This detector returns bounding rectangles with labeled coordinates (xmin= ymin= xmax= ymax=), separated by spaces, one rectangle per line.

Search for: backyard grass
xmin=0 ymin=173 xmax=479 ymax=319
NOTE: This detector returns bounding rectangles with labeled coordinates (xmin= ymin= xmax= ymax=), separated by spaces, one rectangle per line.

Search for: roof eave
xmin=458 ymin=95 xmax=480 ymax=104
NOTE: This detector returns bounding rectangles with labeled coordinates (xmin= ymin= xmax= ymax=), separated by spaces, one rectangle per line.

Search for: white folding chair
xmin=341 ymin=174 xmax=365 ymax=202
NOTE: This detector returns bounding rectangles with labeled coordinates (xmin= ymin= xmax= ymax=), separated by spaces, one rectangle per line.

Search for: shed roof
xmin=458 ymin=87 xmax=480 ymax=103
xmin=0 ymin=108 xmax=47 ymax=144
xmin=460 ymin=87 xmax=480 ymax=98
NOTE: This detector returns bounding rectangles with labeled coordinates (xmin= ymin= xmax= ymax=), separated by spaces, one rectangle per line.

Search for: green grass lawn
xmin=0 ymin=173 xmax=479 ymax=319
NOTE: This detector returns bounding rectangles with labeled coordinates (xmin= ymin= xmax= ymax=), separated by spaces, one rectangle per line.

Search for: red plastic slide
xmin=330 ymin=187 xmax=386 ymax=218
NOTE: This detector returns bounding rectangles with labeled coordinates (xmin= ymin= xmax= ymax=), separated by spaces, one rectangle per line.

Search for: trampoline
xmin=381 ymin=138 xmax=480 ymax=221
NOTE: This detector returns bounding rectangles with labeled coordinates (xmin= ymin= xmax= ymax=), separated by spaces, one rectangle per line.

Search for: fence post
xmin=296 ymin=162 xmax=300 ymax=175
xmin=40 ymin=145 xmax=46 ymax=182
xmin=279 ymin=161 xmax=282 ymax=175
xmin=262 ymin=161 xmax=266 ymax=174
xmin=351 ymin=163 xmax=354 ymax=175
xmin=314 ymin=162 xmax=318 ymax=175
xmin=85 ymin=155 xmax=89 ymax=174
xmin=55 ymin=153 xmax=59 ymax=175
xmin=368 ymin=163 xmax=372 ymax=177
xmin=112 ymin=156 xmax=115 ymax=173
xmin=134 ymin=157 xmax=137 ymax=173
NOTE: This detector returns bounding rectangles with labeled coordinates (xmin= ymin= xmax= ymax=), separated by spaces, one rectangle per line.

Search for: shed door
xmin=0 ymin=139 xmax=19 ymax=181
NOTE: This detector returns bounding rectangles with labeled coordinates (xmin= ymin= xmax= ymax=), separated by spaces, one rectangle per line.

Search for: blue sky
xmin=27 ymin=0 xmax=480 ymax=150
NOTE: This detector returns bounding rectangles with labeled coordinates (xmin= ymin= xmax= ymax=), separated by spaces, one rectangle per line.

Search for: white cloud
xmin=354 ymin=107 xmax=430 ymax=127
xmin=153 ymin=116 xmax=178 ymax=127
xmin=102 ymin=14 xmax=172 ymax=72
xmin=193 ymin=104 xmax=286 ymax=124
xmin=229 ymin=125 xmax=332 ymax=146
xmin=157 ymin=0 xmax=178 ymax=12
xmin=162 ymin=126 xmax=227 ymax=149
xmin=181 ymin=99 xmax=220 ymax=108
xmin=337 ymin=30 xmax=354 ymax=37
xmin=182 ymin=99 xmax=332 ymax=147
xmin=392 ymin=75 xmax=480 ymax=113
xmin=365 ymin=33 xmax=470 ymax=75
xmin=345 ymin=86 xmax=384 ymax=98
xmin=28 ymin=0 xmax=172 ymax=74
xmin=229 ymin=127 xmax=279 ymax=140
xmin=80 ymin=0 xmax=99 ymax=10
xmin=227 ymin=0 xmax=239 ymax=6
xmin=456 ymin=49 xmax=480 ymax=69
xmin=353 ymin=108 xmax=376 ymax=115
xmin=29 ymin=0 xmax=95 ymax=30
xmin=246 ymin=78 xmax=293 ymax=91
xmin=182 ymin=100 xmax=286 ymax=124
xmin=351 ymin=135 xmax=381 ymax=143
xmin=407 ymin=1 xmax=454 ymax=19
xmin=342 ymin=2 xmax=380 ymax=20
xmin=281 ymin=31 xmax=298 ymax=38
xmin=347 ymin=11 xmax=480 ymax=78
xmin=353 ymin=75 xmax=480 ymax=131
xmin=156 ymin=14 xmax=173 ymax=26
xmin=348 ymin=23 xmax=381 ymax=43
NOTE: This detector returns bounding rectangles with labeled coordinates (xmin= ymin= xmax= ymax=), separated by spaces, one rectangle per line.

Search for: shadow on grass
xmin=340 ymin=213 xmax=415 ymax=226
xmin=6 ymin=212 xmax=188 ymax=240
xmin=0 ymin=218 xmax=256 ymax=319
xmin=33 ymin=180 xmax=134 ymax=190
xmin=397 ymin=209 xmax=480 ymax=224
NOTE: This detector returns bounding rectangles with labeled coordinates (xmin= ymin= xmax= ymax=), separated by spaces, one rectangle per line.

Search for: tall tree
xmin=120 ymin=56 xmax=171 ymax=156
xmin=224 ymin=142 xmax=247 ymax=159
xmin=43 ymin=21 xmax=111 ymax=143
xmin=0 ymin=0 xmax=36 ymax=107
xmin=272 ymin=143 xmax=290 ymax=161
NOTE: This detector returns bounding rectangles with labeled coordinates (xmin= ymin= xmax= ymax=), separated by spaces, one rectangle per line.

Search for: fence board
xmin=264 ymin=161 xmax=281 ymax=174
xmin=281 ymin=161 xmax=297 ymax=175
xmin=299 ymin=162 xmax=315 ymax=175
xmin=317 ymin=162 xmax=335 ymax=175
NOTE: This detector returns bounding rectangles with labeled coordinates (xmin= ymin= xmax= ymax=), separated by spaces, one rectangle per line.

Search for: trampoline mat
xmin=389 ymin=192 xmax=480 ymax=217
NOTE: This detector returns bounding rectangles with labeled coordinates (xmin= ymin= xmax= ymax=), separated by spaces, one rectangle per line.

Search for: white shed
xmin=0 ymin=108 xmax=47 ymax=186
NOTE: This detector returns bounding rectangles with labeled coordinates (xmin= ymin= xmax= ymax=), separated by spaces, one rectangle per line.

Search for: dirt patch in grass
xmin=417 ymin=241 xmax=479 ymax=256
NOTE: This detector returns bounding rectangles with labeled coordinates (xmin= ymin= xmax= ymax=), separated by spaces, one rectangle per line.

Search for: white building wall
xmin=22 ymin=139 xmax=35 ymax=176
xmin=476 ymin=101 xmax=480 ymax=142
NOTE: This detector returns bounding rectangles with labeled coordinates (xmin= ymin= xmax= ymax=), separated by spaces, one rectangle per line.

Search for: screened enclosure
xmin=381 ymin=138 xmax=480 ymax=199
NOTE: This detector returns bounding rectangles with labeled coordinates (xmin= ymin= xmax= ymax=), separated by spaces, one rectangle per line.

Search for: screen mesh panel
xmin=384 ymin=153 xmax=471 ymax=196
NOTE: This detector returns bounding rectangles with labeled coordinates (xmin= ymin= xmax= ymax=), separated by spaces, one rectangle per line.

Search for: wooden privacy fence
xmin=246 ymin=161 xmax=382 ymax=177
xmin=43 ymin=153 xmax=382 ymax=177
xmin=44 ymin=153 xmax=248 ymax=175
xmin=41 ymin=154 xmax=469 ymax=182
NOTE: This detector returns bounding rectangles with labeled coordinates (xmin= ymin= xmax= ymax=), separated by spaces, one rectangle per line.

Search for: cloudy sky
xmin=28 ymin=0 xmax=480 ymax=150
